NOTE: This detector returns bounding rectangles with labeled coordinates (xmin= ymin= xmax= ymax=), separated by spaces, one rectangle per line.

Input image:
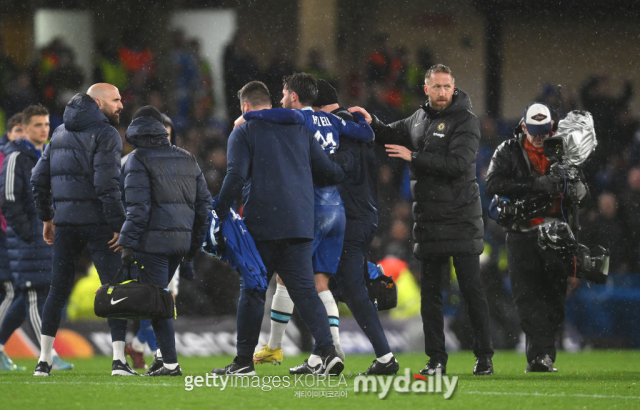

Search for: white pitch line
xmin=463 ymin=391 xmax=640 ymax=400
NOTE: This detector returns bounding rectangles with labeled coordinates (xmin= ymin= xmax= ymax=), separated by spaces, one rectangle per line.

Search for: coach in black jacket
xmin=213 ymin=81 xmax=347 ymax=376
xmin=350 ymin=64 xmax=493 ymax=376
xmin=31 ymin=84 xmax=130 ymax=377
xmin=117 ymin=106 xmax=211 ymax=376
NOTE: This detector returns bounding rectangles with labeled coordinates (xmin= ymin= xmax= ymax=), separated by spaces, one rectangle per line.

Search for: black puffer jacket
xmin=118 ymin=116 xmax=212 ymax=256
xmin=1 ymin=139 xmax=52 ymax=288
xmin=31 ymin=93 xmax=125 ymax=232
xmin=486 ymin=133 xmax=539 ymax=198
xmin=372 ymin=89 xmax=483 ymax=256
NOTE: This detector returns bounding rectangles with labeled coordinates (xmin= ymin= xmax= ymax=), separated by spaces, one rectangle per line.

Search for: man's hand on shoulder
xmin=348 ymin=106 xmax=372 ymax=124
xmin=234 ymin=115 xmax=246 ymax=129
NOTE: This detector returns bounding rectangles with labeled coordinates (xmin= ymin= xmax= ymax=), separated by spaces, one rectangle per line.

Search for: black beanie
xmin=314 ymin=79 xmax=338 ymax=107
xmin=132 ymin=105 xmax=163 ymax=123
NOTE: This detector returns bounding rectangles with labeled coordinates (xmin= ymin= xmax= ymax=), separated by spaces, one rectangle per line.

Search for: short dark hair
xmin=21 ymin=104 xmax=49 ymax=126
xmin=237 ymin=81 xmax=272 ymax=107
xmin=6 ymin=113 xmax=23 ymax=131
xmin=283 ymin=73 xmax=317 ymax=106
xmin=425 ymin=64 xmax=454 ymax=82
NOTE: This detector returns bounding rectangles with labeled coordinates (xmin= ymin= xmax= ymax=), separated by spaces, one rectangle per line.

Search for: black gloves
xmin=121 ymin=247 xmax=134 ymax=266
xmin=183 ymin=245 xmax=199 ymax=264
xmin=533 ymin=174 xmax=564 ymax=195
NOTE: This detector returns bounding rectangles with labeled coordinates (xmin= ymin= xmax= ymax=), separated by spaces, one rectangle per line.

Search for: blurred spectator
xmin=0 ymin=38 xmax=17 ymax=106
xmin=223 ymin=32 xmax=261 ymax=122
xmin=406 ymin=46 xmax=434 ymax=98
xmin=43 ymin=49 xmax=84 ymax=117
xmin=304 ymin=48 xmax=333 ymax=84
xmin=3 ymin=72 xmax=38 ymax=119
xmin=617 ymin=167 xmax=640 ymax=271
xmin=383 ymin=218 xmax=412 ymax=262
xmin=93 ymin=40 xmax=128 ymax=91
xmin=580 ymin=75 xmax=634 ymax=172
xmin=581 ymin=192 xmax=628 ymax=273
xmin=365 ymin=33 xmax=392 ymax=86
xmin=188 ymin=38 xmax=215 ymax=114
xmin=170 ymin=30 xmax=200 ymax=118
xmin=536 ymin=83 xmax=577 ymax=118
xmin=264 ymin=48 xmax=297 ymax=107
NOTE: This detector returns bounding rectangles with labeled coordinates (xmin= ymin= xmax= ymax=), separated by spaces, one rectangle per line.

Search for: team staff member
xmin=31 ymin=84 xmax=129 ymax=377
xmin=315 ymin=80 xmax=398 ymax=376
xmin=213 ymin=81 xmax=347 ymax=376
xmin=350 ymin=64 xmax=494 ymax=376
xmin=486 ymin=102 xmax=574 ymax=372
xmin=116 ymin=106 xmax=212 ymax=376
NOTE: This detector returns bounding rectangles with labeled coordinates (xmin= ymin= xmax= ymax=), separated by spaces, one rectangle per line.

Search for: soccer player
xmin=241 ymin=73 xmax=374 ymax=373
xmin=0 ymin=105 xmax=72 ymax=372
xmin=0 ymin=113 xmax=25 ymax=349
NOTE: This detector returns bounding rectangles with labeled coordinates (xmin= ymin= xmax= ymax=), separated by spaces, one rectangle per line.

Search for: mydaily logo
xmin=353 ymin=368 xmax=458 ymax=399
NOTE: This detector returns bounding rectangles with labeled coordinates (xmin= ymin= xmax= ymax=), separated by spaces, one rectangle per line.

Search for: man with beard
xmin=31 ymin=83 xmax=131 ymax=376
xmin=349 ymin=64 xmax=494 ymax=376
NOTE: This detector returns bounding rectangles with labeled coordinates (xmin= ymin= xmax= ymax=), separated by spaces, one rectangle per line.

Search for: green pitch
xmin=1 ymin=351 xmax=639 ymax=409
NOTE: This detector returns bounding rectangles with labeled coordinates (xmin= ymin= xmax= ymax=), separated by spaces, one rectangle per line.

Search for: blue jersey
xmin=243 ymin=107 xmax=374 ymax=206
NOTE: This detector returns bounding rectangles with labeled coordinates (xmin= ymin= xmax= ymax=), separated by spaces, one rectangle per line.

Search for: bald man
xmin=31 ymin=84 xmax=132 ymax=376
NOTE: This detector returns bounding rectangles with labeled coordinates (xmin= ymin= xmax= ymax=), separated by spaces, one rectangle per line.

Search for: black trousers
xmin=420 ymin=254 xmax=493 ymax=364
xmin=506 ymin=231 xmax=569 ymax=364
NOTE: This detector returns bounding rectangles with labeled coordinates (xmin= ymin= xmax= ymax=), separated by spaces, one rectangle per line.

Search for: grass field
xmin=1 ymin=351 xmax=639 ymax=409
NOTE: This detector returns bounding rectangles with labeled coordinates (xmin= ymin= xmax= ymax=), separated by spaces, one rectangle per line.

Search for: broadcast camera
xmin=538 ymin=111 xmax=609 ymax=283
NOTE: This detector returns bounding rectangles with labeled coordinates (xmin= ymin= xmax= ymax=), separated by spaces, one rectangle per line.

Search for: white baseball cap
xmin=524 ymin=103 xmax=552 ymax=136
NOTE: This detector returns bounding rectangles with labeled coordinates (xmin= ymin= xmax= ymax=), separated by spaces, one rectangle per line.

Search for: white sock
xmin=156 ymin=348 xmax=163 ymax=359
xmin=52 ymin=348 xmax=60 ymax=358
xmin=0 ymin=344 xmax=4 ymax=352
xmin=164 ymin=362 xmax=178 ymax=370
xmin=131 ymin=336 xmax=145 ymax=353
xmin=377 ymin=352 xmax=394 ymax=364
xmin=113 ymin=341 xmax=126 ymax=362
xmin=318 ymin=290 xmax=341 ymax=350
xmin=268 ymin=284 xmax=294 ymax=350
xmin=38 ymin=335 xmax=55 ymax=365
xmin=308 ymin=354 xmax=322 ymax=367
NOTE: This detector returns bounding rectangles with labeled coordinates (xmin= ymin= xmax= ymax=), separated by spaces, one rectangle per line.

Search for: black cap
xmin=132 ymin=105 xmax=163 ymax=123
xmin=314 ymin=79 xmax=338 ymax=107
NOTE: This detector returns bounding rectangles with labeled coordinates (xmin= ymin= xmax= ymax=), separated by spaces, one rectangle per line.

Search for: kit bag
xmin=94 ymin=265 xmax=175 ymax=320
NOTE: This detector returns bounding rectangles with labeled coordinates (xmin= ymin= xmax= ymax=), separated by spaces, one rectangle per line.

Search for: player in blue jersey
xmin=242 ymin=73 xmax=374 ymax=373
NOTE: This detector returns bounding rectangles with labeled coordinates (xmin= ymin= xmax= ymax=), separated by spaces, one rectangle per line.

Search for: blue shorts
xmin=312 ymin=204 xmax=346 ymax=274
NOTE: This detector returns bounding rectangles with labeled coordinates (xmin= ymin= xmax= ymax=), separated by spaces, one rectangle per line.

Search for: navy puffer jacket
xmin=118 ymin=116 xmax=212 ymax=256
xmin=31 ymin=93 xmax=125 ymax=232
xmin=1 ymin=140 xmax=52 ymax=288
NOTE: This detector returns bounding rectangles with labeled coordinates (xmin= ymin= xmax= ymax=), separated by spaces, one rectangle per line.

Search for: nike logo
xmin=110 ymin=297 xmax=128 ymax=305
xmin=414 ymin=122 xmax=422 ymax=127
xmin=229 ymin=366 xmax=250 ymax=374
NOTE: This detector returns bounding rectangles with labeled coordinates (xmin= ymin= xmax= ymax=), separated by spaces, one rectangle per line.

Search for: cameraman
xmin=486 ymin=103 xmax=575 ymax=373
